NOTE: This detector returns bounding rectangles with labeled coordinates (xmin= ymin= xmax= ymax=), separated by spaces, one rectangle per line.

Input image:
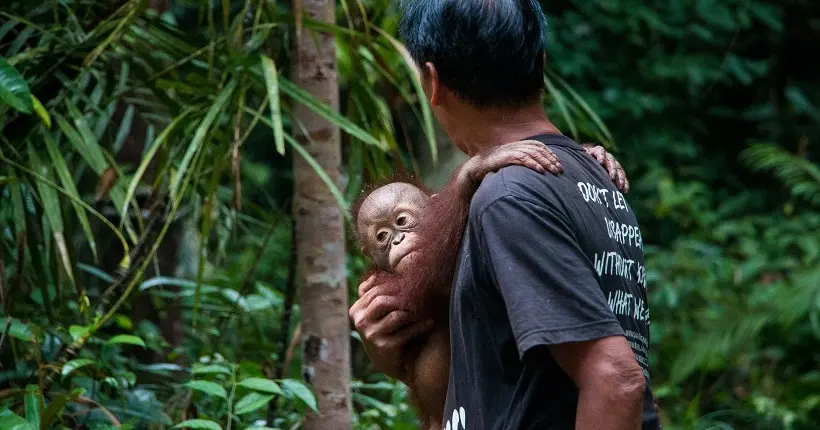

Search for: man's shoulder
xmin=469 ymin=166 xmax=558 ymax=218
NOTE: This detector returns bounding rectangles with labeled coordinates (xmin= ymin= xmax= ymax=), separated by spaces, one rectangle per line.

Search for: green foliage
xmin=1 ymin=0 xmax=818 ymax=429
xmin=539 ymin=0 xmax=820 ymax=428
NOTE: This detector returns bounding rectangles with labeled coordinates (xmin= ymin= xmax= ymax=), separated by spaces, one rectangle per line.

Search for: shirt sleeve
xmin=477 ymin=194 xmax=624 ymax=359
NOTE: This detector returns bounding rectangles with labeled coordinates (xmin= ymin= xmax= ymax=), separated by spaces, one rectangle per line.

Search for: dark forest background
xmin=1 ymin=0 xmax=818 ymax=429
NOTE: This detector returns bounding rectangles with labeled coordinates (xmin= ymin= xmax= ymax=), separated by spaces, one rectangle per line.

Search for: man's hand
xmin=549 ymin=335 xmax=646 ymax=430
xmin=349 ymin=275 xmax=434 ymax=379
xmin=582 ymin=143 xmax=630 ymax=193
xmin=458 ymin=140 xmax=563 ymax=197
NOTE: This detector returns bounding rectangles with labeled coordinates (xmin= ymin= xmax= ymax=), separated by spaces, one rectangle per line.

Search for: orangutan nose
xmin=392 ymin=232 xmax=405 ymax=246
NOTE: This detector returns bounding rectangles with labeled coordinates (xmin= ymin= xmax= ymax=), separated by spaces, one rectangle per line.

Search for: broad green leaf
xmin=61 ymin=359 xmax=95 ymax=378
xmin=0 ymin=54 xmax=32 ymax=113
xmin=24 ymin=385 xmax=41 ymax=430
xmin=105 ymin=334 xmax=146 ymax=348
xmin=170 ymin=80 xmax=236 ymax=199
xmin=69 ymin=325 xmax=91 ymax=341
xmin=30 ymin=95 xmax=50 ymax=128
xmin=174 ymin=419 xmax=222 ymax=430
xmin=233 ymin=392 xmax=274 ymax=415
xmin=261 ymin=56 xmax=285 ymax=155
xmin=192 ymin=364 xmax=232 ymax=376
xmin=279 ymin=78 xmax=384 ymax=149
xmin=44 ymin=133 xmax=97 ymax=260
xmin=0 ymin=409 xmax=32 ymax=430
xmin=7 ymin=319 xmax=34 ymax=342
xmin=184 ymin=380 xmax=227 ymax=399
xmin=238 ymin=378 xmax=284 ymax=395
xmin=40 ymin=391 xmax=78 ymax=430
xmin=280 ymin=379 xmax=318 ymax=412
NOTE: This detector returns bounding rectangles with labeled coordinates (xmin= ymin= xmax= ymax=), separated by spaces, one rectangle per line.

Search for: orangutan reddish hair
xmin=350 ymin=141 xmax=629 ymax=429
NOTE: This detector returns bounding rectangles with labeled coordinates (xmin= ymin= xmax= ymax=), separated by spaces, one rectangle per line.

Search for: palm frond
xmin=741 ymin=142 xmax=820 ymax=207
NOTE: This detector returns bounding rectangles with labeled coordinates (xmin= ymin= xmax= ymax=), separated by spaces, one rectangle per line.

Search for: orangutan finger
xmin=593 ymin=146 xmax=607 ymax=162
xmin=527 ymin=151 xmax=555 ymax=174
xmin=520 ymin=147 xmax=561 ymax=175
xmin=603 ymin=153 xmax=617 ymax=180
xmin=622 ymin=171 xmax=631 ymax=193
xmin=535 ymin=148 xmax=564 ymax=175
xmin=525 ymin=157 xmax=547 ymax=174
xmin=616 ymin=167 xmax=628 ymax=193
xmin=587 ymin=145 xmax=607 ymax=165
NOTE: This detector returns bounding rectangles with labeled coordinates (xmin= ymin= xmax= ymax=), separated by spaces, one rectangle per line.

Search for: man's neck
xmin=448 ymin=103 xmax=562 ymax=156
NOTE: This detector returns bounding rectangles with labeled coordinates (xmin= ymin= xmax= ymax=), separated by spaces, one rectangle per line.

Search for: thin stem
xmin=226 ymin=364 xmax=237 ymax=430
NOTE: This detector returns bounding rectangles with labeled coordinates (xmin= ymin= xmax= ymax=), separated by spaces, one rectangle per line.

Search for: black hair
xmin=399 ymin=0 xmax=548 ymax=109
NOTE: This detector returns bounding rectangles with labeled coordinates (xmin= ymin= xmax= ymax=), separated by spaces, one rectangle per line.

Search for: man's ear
xmin=423 ymin=62 xmax=441 ymax=107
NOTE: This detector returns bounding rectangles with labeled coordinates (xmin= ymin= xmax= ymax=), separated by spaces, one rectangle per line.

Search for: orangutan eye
xmin=396 ymin=215 xmax=408 ymax=226
xmin=376 ymin=231 xmax=389 ymax=242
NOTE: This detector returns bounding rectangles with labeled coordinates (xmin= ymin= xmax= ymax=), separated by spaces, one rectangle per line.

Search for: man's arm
xmin=550 ymin=337 xmax=646 ymax=429
xmin=349 ymin=274 xmax=434 ymax=379
xmin=477 ymin=193 xmax=645 ymax=429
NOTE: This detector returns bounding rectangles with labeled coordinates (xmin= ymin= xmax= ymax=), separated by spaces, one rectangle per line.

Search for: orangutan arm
xmin=350 ymin=141 xmax=631 ymax=368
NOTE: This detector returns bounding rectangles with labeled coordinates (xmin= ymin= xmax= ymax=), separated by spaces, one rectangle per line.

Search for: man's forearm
xmin=361 ymin=340 xmax=406 ymax=380
xmin=576 ymin=380 xmax=644 ymax=429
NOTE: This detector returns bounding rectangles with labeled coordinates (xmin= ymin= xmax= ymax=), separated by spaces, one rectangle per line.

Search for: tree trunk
xmin=291 ymin=0 xmax=352 ymax=428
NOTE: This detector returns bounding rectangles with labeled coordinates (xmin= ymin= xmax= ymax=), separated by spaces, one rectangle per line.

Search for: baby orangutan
xmin=350 ymin=140 xmax=629 ymax=429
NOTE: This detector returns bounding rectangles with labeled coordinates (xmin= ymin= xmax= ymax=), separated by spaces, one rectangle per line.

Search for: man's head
xmin=354 ymin=182 xmax=431 ymax=271
xmin=400 ymin=0 xmax=549 ymax=147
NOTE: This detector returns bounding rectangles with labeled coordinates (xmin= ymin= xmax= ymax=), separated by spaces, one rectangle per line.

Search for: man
xmin=352 ymin=0 xmax=660 ymax=428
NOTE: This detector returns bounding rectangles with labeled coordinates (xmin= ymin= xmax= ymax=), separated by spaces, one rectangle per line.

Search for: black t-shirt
xmin=442 ymin=134 xmax=659 ymax=430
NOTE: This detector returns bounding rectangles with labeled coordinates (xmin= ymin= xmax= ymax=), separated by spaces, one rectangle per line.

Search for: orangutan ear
xmin=359 ymin=246 xmax=368 ymax=257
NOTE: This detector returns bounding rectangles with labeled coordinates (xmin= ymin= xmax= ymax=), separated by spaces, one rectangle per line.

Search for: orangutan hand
xmin=458 ymin=139 xmax=564 ymax=197
xmin=582 ymin=143 xmax=630 ymax=193
xmin=349 ymin=275 xmax=434 ymax=379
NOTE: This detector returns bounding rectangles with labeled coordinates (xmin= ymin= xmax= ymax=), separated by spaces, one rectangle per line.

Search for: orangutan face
xmin=356 ymin=182 xmax=430 ymax=271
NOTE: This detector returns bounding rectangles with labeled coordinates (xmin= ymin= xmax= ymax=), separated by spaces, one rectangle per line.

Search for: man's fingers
xmin=350 ymin=285 xmax=389 ymax=322
xmin=369 ymin=310 xmax=419 ymax=339
xmin=368 ymin=295 xmax=405 ymax=320
xmin=389 ymin=319 xmax=435 ymax=345
xmin=374 ymin=318 xmax=434 ymax=349
xmin=358 ymin=275 xmax=378 ymax=296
